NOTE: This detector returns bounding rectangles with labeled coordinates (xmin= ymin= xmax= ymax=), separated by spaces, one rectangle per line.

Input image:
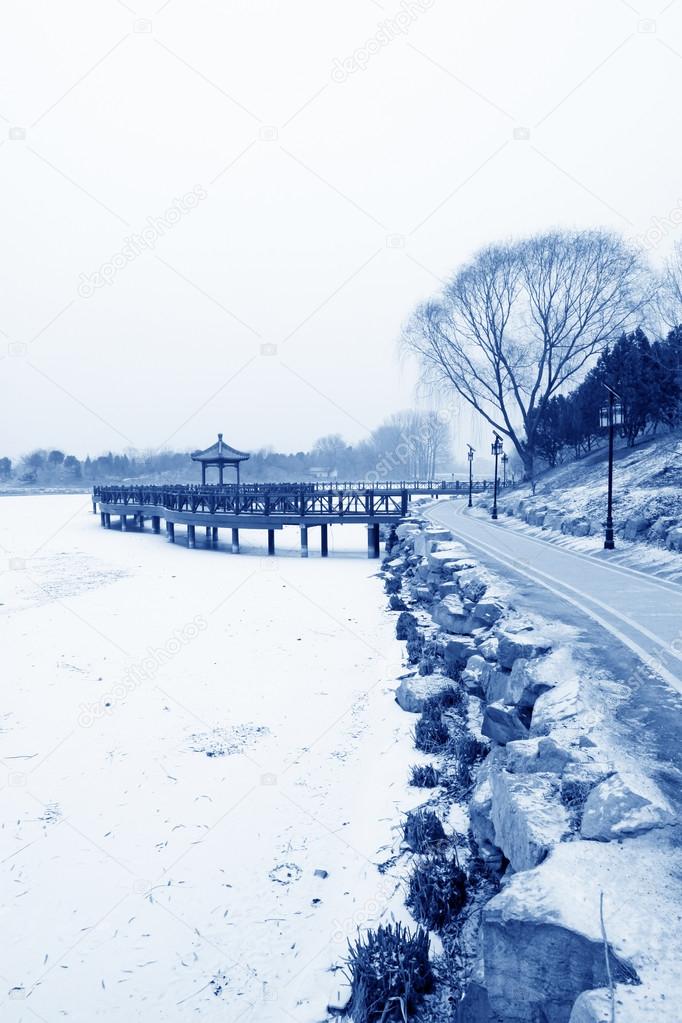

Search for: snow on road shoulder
xmin=1 ymin=495 xmax=418 ymax=1022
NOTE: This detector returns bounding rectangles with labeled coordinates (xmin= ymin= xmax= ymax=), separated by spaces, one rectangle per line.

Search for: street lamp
xmin=599 ymin=385 xmax=623 ymax=550
xmin=501 ymin=452 xmax=509 ymax=487
xmin=491 ymin=432 xmax=503 ymax=520
xmin=467 ymin=444 xmax=475 ymax=508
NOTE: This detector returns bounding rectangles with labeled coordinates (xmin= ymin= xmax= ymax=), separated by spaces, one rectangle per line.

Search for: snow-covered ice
xmin=1 ymin=495 xmax=418 ymax=1021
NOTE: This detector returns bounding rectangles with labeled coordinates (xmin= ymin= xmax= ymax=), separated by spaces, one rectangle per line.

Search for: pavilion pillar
xmin=202 ymin=464 xmax=206 ymax=485
xmin=100 ymin=512 xmax=106 ymax=527
xmin=120 ymin=515 xmax=128 ymax=531
xmin=152 ymin=516 xmax=161 ymax=534
xmin=231 ymin=528 xmax=239 ymax=553
xmin=220 ymin=464 xmax=224 ymax=486
xmin=167 ymin=521 xmax=175 ymax=543
xmin=212 ymin=526 xmax=219 ymax=543
xmin=187 ymin=524 xmax=196 ymax=549
xmin=268 ymin=529 xmax=275 ymax=556
xmin=300 ymin=525 xmax=308 ymax=558
xmin=320 ymin=524 xmax=328 ymax=558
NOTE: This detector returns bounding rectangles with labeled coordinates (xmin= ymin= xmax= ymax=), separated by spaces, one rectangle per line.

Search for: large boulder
xmin=496 ymin=623 xmax=553 ymax=670
xmin=432 ymin=594 xmax=472 ymax=635
xmin=530 ymin=673 xmax=586 ymax=738
xmin=414 ymin=528 xmax=452 ymax=556
xmin=457 ymin=567 xmax=489 ymax=602
xmin=507 ymin=652 xmax=561 ymax=709
xmin=482 ymin=842 xmax=640 ymax=1023
xmin=649 ymin=515 xmax=677 ymax=540
xmin=428 ymin=542 xmax=468 ymax=569
xmin=623 ymin=515 xmax=651 ymax=541
xmin=477 ymin=636 xmax=499 ymax=662
xmin=395 ymin=673 xmax=453 ymax=713
xmin=482 ymin=701 xmax=530 ymax=744
xmin=505 ymin=735 xmax=578 ymax=776
xmin=490 ymin=770 xmax=571 ymax=871
xmin=666 ymin=526 xmax=682 ymax=551
xmin=472 ymin=596 xmax=506 ymax=627
xmin=461 ymin=654 xmax=489 ymax=696
xmin=581 ymin=772 xmax=675 ymax=841
xmin=443 ymin=637 xmax=478 ymax=675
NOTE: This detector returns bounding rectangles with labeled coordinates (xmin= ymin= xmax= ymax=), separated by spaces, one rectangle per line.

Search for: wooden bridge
xmin=92 ymin=480 xmax=498 ymax=558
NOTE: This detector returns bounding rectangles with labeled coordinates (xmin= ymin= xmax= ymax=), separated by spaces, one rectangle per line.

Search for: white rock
xmin=581 ymin=772 xmax=675 ymax=841
xmin=490 ymin=770 xmax=570 ymax=871
xmin=432 ymin=594 xmax=472 ymax=634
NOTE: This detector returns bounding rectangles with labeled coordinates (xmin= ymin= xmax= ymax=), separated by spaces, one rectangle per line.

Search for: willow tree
xmin=403 ymin=230 xmax=650 ymax=478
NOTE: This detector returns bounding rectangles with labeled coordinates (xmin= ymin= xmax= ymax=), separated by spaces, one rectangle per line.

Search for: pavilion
xmin=191 ymin=433 xmax=250 ymax=485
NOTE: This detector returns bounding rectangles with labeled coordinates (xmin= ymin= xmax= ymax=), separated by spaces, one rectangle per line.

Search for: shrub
xmin=406 ymin=631 xmax=425 ymax=664
xmin=403 ymin=807 xmax=446 ymax=853
xmin=343 ymin=923 xmax=432 ymax=1023
xmin=406 ymin=853 xmax=468 ymax=930
xmin=421 ymin=686 xmax=465 ymax=720
xmin=414 ymin=715 xmax=450 ymax=753
xmin=441 ymin=728 xmax=489 ymax=798
xmin=396 ymin=611 xmax=417 ymax=641
xmin=409 ymin=764 xmax=440 ymax=788
xmin=561 ymin=778 xmax=595 ymax=830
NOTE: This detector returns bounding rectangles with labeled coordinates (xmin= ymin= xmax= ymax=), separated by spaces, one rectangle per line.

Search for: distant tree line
xmin=2 ymin=409 xmax=452 ymax=487
xmin=534 ymin=327 xmax=682 ymax=466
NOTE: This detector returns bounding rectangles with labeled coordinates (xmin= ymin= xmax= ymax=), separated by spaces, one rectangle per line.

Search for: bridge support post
xmin=152 ymin=516 xmax=160 ymax=534
xmin=231 ymin=528 xmax=240 ymax=554
xmin=300 ymin=525 xmax=308 ymax=558
xmin=205 ymin=526 xmax=212 ymax=544
xmin=138 ymin=515 xmax=145 ymax=530
xmin=100 ymin=512 xmax=106 ymax=527
xmin=120 ymin=515 xmax=128 ymax=531
xmin=368 ymin=523 xmax=380 ymax=559
xmin=104 ymin=513 xmax=111 ymax=528
xmin=401 ymin=491 xmax=409 ymax=516
xmin=167 ymin=521 xmax=175 ymax=543
xmin=187 ymin=524 xmax=196 ymax=549
xmin=268 ymin=529 xmax=275 ymax=556
xmin=320 ymin=524 xmax=328 ymax=558
xmin=92 ymin=500 xmax=97 ymax=514
xmin=212 ymin=527 xmax=218 ymax=543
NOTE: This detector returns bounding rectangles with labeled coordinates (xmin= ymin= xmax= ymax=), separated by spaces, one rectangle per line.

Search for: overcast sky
xmin=1 ymin=0 xmax=681 ymax=461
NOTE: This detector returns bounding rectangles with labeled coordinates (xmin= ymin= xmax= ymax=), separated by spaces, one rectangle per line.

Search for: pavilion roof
xmin=191 ymin=433 xmax=250 ymax=463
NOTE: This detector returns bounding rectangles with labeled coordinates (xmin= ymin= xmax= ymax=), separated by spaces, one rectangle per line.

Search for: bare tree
xmin=659 ymin=240 xmax=682 ymax=329
xmin=404 ymin=230 xmax=650 ymax=478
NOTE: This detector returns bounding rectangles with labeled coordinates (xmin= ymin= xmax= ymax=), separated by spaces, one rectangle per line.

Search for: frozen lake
xmin=1 ymin=495 xmax=417 ymax=1022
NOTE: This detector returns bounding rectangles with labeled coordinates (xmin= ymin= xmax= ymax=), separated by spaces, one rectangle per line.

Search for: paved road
xmin=430 ymin=499 xmax=682 ymax=696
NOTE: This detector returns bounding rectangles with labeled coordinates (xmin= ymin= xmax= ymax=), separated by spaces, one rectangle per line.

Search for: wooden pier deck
xmin=92 ymin=480 xmax=495 ymax=557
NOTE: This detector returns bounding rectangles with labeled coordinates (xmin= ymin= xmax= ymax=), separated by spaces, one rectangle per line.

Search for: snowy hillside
xmin=487 ymin=429 xmax=682 ymax=555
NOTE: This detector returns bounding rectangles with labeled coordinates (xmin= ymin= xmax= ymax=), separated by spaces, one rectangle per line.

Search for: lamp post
xmin=501 ymin=452 xmax=509 ymax=487
xmin=491 ymin=432 xmax=503 ymax=520
xmin=467 ymin=444 xmax=475 ymax=508
xmin=599 ymin=385 xmax=623 ymax=550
